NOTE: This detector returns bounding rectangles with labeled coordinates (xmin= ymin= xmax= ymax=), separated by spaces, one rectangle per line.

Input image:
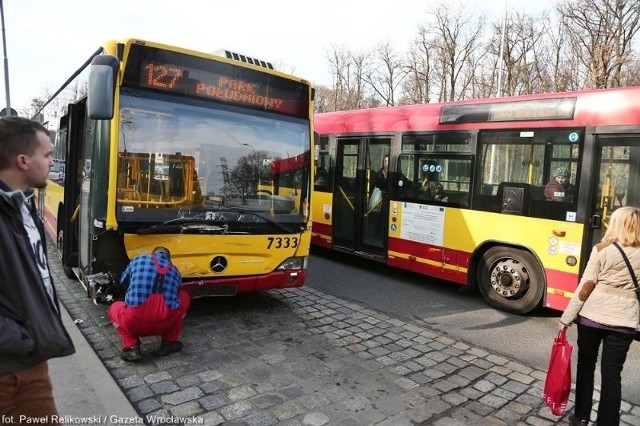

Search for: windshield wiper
xmin=136 ymin=218 xmax=229 ymax=235
xmin=135 ymin=208 xmax=303 ymax=235
xmin=220 ymin=206 xmax=304 ymax=234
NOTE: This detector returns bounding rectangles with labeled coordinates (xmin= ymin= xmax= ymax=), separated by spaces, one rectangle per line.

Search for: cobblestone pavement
xmin=51 ymin=257 xmax=639 ymax=425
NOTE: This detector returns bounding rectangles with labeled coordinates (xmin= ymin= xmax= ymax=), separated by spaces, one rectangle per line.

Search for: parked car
xmin=48 ymin=164 xmax=65 ymax=181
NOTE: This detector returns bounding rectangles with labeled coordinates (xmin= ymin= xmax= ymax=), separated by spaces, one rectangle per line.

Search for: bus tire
xmin=477 ymin=246 xmax=544 ymax=314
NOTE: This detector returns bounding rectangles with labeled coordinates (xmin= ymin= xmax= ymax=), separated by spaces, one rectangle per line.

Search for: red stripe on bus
xmin=182 ymin=269 xmax=306 ymax=298
xmin=544 ymin=292 xmax=571 ymax=311
xmin=545 ymin=268 xmax=579 ymax=292
xmin=388 ymin=237 xmax=471 ymax=269
xmin=387 ymin=255 xmax=467 ymax=285
xmin=311 ymin=223 xmax=332 ymax=248
xmin=542 ymin=268 xmax=578 ymax=311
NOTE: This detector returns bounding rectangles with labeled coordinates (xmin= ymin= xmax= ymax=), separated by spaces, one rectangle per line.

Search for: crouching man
xmin=108 ymin=247 xmax=190 ymax=361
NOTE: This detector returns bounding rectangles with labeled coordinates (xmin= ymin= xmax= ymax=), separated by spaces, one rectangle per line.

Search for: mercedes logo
xmin=210 ymin=256 xmax=228 ymax=273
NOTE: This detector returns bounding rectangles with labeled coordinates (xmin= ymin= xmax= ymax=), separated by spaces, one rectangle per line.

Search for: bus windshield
xmin=116 ymin=90 xmax=310 ymax=227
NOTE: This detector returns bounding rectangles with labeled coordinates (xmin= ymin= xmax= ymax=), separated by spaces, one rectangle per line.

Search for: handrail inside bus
xmin=116 ymin=151 xmax=201 ymax=207
xmin=337 ymin=185 xmax=355 ymax=211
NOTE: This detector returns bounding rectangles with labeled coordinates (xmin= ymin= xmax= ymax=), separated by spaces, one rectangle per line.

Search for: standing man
xmin=108 ymin=246 xmax=190 ymax=361
xmin=0 ymin=117 xmax=75 ymax=419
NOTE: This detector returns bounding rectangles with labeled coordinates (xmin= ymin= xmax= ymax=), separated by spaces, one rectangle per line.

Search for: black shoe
xmin=157 ymin=340 xmax=183 ymax=357
xmin=120 ymin=345 xmax=142 ymax=362
xmin=569 ymin=414 xmax=589 ymax=426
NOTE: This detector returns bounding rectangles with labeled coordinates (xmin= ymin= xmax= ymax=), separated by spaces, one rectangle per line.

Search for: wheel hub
xmin=490 ymin=259 xmax=529 ymax=298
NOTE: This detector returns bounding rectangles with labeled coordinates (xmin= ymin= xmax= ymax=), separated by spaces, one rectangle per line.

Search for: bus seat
xmin=497 ymin=182 xmax=531 ymax=215
xmin=481 ymin=183 xmax=495 ymax=195
xmin=531 ymin=185 xmax=545 ymax=200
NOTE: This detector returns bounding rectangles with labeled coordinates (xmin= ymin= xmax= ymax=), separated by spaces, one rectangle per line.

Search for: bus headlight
xmin=276 ymin=256 xmax=307 ymax=271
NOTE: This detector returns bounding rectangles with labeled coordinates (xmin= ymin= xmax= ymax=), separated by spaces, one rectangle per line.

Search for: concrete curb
xmin=50 ymin=302 xmax=139 ymax=420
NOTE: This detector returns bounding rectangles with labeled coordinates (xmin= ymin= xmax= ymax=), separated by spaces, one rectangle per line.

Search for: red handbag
xmin=543 ymin=329 xmax=573 ymax=416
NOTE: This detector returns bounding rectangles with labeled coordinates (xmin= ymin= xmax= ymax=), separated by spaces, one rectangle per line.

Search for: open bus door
xmin=587 ymin=135 xmax=640 ymax=253
xmin=57 ymin=102 xmax=85 ymax=279
xmin=332 ymin=137 xmax=390 ymax=258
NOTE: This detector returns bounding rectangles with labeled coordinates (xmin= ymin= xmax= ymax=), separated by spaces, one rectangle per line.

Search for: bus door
xmin=332 ymin=137 xmax=390 ymax=257
xmin=587 ymin=135 xmax=640 ymax=249
xmin=57 ymin=102 xmax=85 ymax=279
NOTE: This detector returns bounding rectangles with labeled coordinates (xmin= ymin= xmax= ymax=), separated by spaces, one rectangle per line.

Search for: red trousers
xmin=108 ymin=291 xmax=191 ymax=349
xmin=0 ymin=361 xmax=59 ymax=424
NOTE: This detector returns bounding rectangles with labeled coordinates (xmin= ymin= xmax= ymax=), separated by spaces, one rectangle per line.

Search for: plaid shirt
xmin=120 ymin=252 xmax=182 ymax=309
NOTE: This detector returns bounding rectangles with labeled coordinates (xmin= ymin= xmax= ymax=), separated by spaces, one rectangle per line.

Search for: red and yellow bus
xmin=312 ymin=86 xmax=640 ymax=314
xmin=35 ymin=39 xmax=314 ymax=299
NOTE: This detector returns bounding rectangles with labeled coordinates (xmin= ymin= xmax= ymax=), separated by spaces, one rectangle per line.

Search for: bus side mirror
xmin=88 ymin=55 xmax=119 ymax=120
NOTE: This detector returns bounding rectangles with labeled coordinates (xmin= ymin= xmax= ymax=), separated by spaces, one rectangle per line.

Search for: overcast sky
xmin=1 ymin=0 xmax=552 ymax=113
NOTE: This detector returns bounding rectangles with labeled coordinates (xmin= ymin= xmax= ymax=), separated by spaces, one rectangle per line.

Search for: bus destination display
xmin=142 ymin=62 xmax=287 ymax=112
xmin=124 ymin=44 xmax=309 ymax=118
xmin=440 ymin=97 xmax=577 ymax=124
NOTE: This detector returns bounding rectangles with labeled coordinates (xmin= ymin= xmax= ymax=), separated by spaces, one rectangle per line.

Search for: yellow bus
xmin=312 ymin=87 xmax=640 ymax=314
xmin=35 ymin=39 xmax=314 ymax=300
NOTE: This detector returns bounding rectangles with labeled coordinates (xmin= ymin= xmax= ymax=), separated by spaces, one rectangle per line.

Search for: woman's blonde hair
xmin=601 ymin=206 xmax=640 ymax=247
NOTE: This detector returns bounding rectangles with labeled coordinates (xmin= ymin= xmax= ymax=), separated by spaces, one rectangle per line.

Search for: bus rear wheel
xmin=477 ymin=246 xmax=544 ymax=314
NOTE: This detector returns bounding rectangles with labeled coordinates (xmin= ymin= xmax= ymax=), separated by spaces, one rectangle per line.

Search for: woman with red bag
xmin=559 ymin=206 xmax=640 ymax=426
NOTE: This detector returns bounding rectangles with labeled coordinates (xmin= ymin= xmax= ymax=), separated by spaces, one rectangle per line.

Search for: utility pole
xmin=0 ymin=0 xmax=12 ymax=116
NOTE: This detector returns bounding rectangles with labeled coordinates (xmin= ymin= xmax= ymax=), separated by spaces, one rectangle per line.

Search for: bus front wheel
xmin=477 ymin=246 xmax=544 ymax=314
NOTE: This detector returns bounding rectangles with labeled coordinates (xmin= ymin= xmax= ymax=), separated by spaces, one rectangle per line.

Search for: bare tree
xmin=402 ymin=27 xmax=437 ymax=104
xmin=318 ymin=1 xmax=640 ymax=111
xmin=427 ymin=1 xmax=484 ymax=101
xmin=25 ymin=88 xmax=53 ymax=120
xmin=558 ymin=0 xmax=640 ymax=88
xmin=27 ymin=97 xmax=47 ymax=117
xmin=502 ymin=11 xmax=550 ymax=95
xmin=542 ymin=12 xmax=584 ymax=92
xmin=326 ymin=46 xmax=380 ymax=110
xmin=362 ymin=42 xmax=408 ymax=106
xmin=619 ymin=54 xmax=640 ymax=85
xmin=313 ymin=84 xmax=334 ymax=113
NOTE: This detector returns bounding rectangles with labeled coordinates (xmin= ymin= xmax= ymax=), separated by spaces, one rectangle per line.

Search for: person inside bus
xmin=544 ymin=167 xmax=575 ymax=202
xmin=108 ymin=246 xmax=191 ymax=362
xmin=421 ymin=181 xmax=448 ymax=202
xmin=369 ymin=155 xmax=389 ymax=212
xmin=315 ymin=164 xmax=328 ymax=187
xmin=374 ymin=155 xmax=389 ymax=192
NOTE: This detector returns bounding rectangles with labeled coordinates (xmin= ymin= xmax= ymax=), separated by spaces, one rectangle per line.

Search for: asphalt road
xmin=306 ymin=246 xmax=640 ymax=406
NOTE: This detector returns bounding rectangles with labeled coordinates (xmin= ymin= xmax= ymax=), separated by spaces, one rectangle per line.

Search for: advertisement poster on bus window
xmin=399 ymin=202 xmax=445 ymax=246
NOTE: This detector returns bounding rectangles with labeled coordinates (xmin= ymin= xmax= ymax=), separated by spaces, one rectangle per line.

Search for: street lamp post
xmin=0 ymin=0 xmax=11 ymax=116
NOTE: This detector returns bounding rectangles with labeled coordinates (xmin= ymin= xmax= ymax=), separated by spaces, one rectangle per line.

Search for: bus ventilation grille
xmin=214 ymin=49 xmax=274 ymax=70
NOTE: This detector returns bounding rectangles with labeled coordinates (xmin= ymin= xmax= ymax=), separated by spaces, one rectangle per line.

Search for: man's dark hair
xmin=0 ymin=117 xmax=50 ymax=169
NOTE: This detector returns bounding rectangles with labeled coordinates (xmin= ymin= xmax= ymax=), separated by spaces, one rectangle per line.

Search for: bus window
xmin=397 ymin=153 xmax=472 ymax=207
xmin=402 ymin=132 xmax=472 ymax=152
xmin=314 ymin=136 xmax=330 ymax=190
xmin=477 ymin=129 xmax=581 ymax=218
